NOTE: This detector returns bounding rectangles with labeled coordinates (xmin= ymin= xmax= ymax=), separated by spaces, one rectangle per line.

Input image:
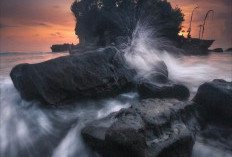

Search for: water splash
xmin=0 ymin=78 xmax=134 ymax=157
xmin=192 ymin=142 xmax=232 ymax=157
xmin=123 ymin=23 xmax=231 ymax=92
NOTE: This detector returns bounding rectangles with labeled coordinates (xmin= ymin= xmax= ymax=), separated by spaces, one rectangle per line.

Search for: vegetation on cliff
xmin=71 ymin=0 xmax=184 ymax=46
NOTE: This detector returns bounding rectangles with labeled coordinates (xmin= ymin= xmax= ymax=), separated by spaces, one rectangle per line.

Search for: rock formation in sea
xmin=137 ymin=81 xmax=190 ymax=101
xmin=225 ymin=47 xmax=232 ymax=52
xmin=10 ymin=47 xmax=136 ymax=105
xmin=210 ymin=48 xmax=224 ymax=53
xmin=193 ymin=79 xmax=232 ymax=153
xmin=193 ymin=79 xmax=232 ymax=126
xmin=82 ymin=99 xmax=197 ymax=157
xmin=71 ymin=0 xmax=184 ymax=48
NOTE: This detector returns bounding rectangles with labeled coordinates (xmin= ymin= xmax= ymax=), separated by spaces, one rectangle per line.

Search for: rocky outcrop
xmin=193 ymin=79 xmax=232 ymax=125
xmin=225 ymin=48 xmax=232 ymax=52
xmin=135 ymin=59 xmax=189 ymax=101
xmin=212 ymin=48 xmax=223 ymax=52
xmin=137 ymin=81 xmax=190 ymax=101
xmin=10 ymin=47 xmax=136 ymax=105
xmin=82 ymin=99 xmax=198 ymax=157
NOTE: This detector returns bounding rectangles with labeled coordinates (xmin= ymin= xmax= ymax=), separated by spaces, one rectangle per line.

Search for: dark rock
xmin=82 ymin=99 xmax=198 ymax=157
xmin=10 ymin=47 xmax=136 ymax=105
xmin=136 ymin=60 xmax=189 ymax=101
xmin=137 ymin=81 xmax=190 ymax=101
xmin=193 ymin=79 xmax=232 ymax=125
xmin=196 ymin=124 xmax=232 ymax=152
xmin=50 ymin=43 xmax=74 ymax=52
xmin=212 ymin=48 xmax=223 ymax=52
xmin=225 ymin=48 xmax=232 ymax=52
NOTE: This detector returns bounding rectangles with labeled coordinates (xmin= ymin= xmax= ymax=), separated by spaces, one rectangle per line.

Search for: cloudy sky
xmin=0 ymin=0 xmax=231 ymax=52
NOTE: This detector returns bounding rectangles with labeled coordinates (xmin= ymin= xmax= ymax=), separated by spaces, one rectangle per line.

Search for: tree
xmin=71 ymin=0 xmax=184 ymax=46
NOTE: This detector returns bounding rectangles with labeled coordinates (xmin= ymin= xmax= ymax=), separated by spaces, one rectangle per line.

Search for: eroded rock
xmin=193 ymin=79 xmax=232 ymax=126
xmin=82 ymin=99 xmax=198 ymax=157
xmin=137 ymin=81 xmax=190 ymax=101
xmin=10 ymin=47 xmax=136 ymax=105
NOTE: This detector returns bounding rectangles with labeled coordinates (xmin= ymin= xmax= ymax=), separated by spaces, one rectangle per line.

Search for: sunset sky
xmin=0 ymin=0 xmax=231 ymax=52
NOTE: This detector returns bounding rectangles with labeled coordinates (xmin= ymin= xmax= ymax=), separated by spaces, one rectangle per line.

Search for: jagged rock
xmin=137 ymin=81 xmax=190 ymax=101
xmin=10 ymin=47 xmax=136 ymax=105
xmin=193 ymin=79 xmax=232 ymax=125
xmin=82 ymin=99 xmax=198 ymax=157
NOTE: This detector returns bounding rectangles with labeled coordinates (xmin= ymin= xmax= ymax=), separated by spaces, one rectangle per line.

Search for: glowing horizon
xmin=0 ymin=0 xmax=231 ymax=52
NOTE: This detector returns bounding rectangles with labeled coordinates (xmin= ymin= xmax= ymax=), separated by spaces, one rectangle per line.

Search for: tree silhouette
xmin=71 ymin=0 xmax=184 ymax=46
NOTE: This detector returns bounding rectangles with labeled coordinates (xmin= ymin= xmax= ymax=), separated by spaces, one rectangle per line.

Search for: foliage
xmin=71 ymin=0 xmax=184 ymax=46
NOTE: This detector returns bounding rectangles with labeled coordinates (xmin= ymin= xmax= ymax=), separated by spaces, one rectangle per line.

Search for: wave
xmin=123 ymin=23 xmax=231 ymax=92
xmin=0 ymin=78 xmax=135 ymax=157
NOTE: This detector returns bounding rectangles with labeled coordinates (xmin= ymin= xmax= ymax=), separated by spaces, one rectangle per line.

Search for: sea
xmin=0 ymin=50 xmax=232 ymax=157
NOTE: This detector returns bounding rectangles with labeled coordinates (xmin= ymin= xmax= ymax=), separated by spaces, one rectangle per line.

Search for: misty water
xmin=0 ymin=48 xmax=232 ymax=157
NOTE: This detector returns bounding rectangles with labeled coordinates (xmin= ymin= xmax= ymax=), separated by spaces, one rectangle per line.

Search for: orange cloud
xmin=0 ymin=0 xmax=78 ymax=52
xmin=0 ymin=0 xmax=231 ymax=52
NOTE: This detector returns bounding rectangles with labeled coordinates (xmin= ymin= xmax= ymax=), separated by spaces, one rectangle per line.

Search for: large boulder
xmin=193 ymin=79 xmax=232 ymax=125
xmin=82 ymin=99 xmax=198 ymax=157
xmin=137 ymin=81 xmax=190 ymax=101
xmin=135 ymin=59 xmax=189 ymax=101
xmin=10 ymin=47 xmax=136 ymax=105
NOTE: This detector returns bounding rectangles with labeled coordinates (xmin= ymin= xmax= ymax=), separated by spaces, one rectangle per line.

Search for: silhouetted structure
xmin=51 ymin=44 xmax=75 ymax=52
xmin=71 ymin=0 xmax=184 ymax=47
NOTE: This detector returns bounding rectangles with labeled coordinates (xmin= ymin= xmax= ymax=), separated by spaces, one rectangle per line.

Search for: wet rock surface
xmin=10 ymin=47 xmax=136 ymax=105
xmin=137 ymin=81 xmax=190 ymax=101
xmin=196 ymin=125 xmax=232 ymax=152
xmin=209 ymin=48 xmax=224 ymax=53
xmin=192 ymin=79 xmax=232 ymax=156
xmin=193 ymin=80 xmax=232 ymax=157
xmin=225 ymin=48 xmax=232 ymax=52
xmin=82 ymin=99 xmax=198 ymax=157
xmin=135 ymin=60 xmax=189 ymax=101
xmin=193 ymin=79 xmax=232 ymax=126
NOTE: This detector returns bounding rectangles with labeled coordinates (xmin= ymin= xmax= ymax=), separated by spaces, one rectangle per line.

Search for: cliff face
xmin=71 ymin=0 xmax=184 ymax=47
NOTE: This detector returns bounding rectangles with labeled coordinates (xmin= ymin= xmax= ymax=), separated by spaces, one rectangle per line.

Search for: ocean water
xmin=0 ymin=49 xmax=232 ymax=157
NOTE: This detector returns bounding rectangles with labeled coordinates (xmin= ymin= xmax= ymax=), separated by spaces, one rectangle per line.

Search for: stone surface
xmin=137 ymin=81 xmax=190 ymax=101
xmin=193 ymin=79 xmax=232 ymax=125
xmin=225 ymin=48 xmax=232 ymax=52
xmin=82 ymin=99 xmax=198 ymax=157
xmin=212 ymin=48 xmax=223 ymax=52
xmin=10 ymin=47 xmax=136 ymax=105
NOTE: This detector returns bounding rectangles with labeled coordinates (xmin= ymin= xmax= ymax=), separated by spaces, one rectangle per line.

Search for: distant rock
xmin=212 ymin=48 xmax=223 ymax=52
xmin=10 ymin=47 xmax=136 ymax=105
xmin=50 ymin=43 xmax=74 ymax=52
xmin=82 ymin=99 xmax=198 ymax=157
xmin=225 ymin=48 xmax=232 ymax=52
xmin=193 ymin=79 xmax=232 ymax=126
